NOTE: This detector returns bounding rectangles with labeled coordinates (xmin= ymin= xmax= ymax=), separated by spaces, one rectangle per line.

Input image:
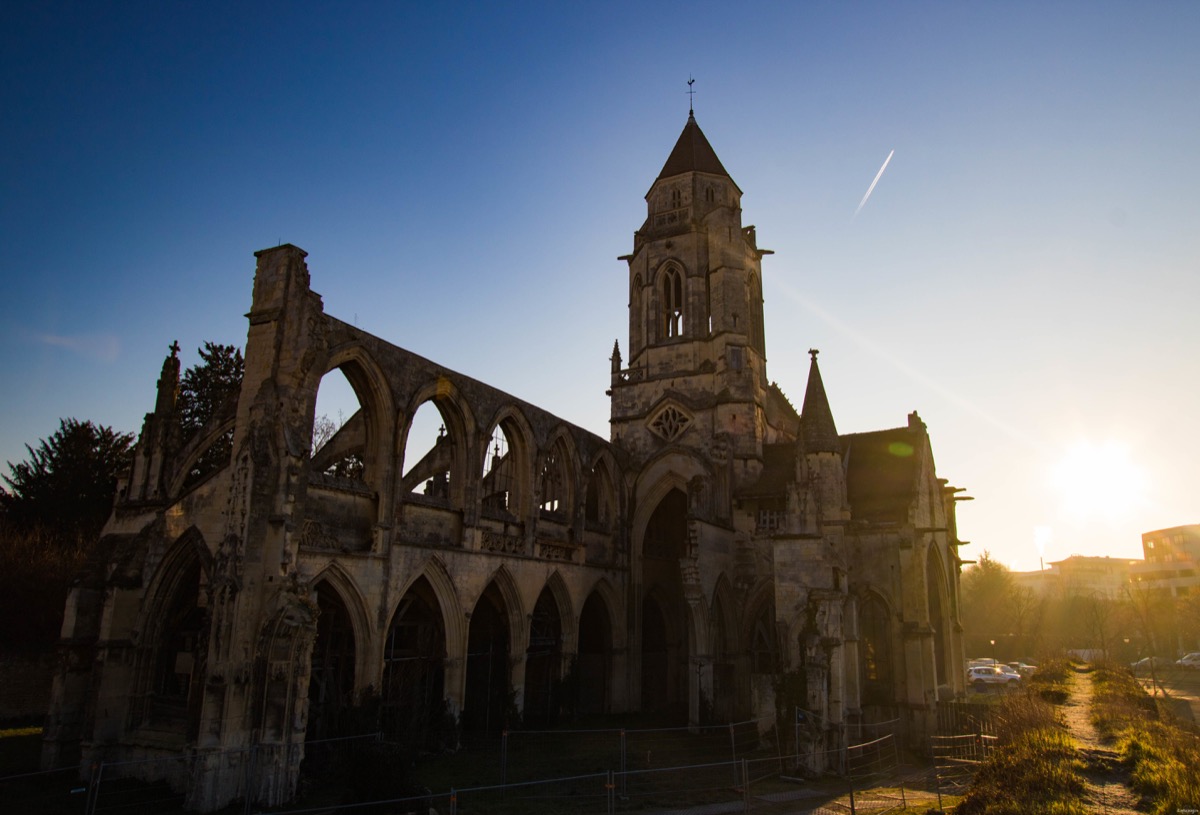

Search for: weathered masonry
xmin=44 ymin=113 xmax=969 ymax=811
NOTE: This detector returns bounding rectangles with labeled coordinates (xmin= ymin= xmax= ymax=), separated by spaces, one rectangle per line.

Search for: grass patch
xmin=1090 ymin=662 xmax=1200 ymax=814
xmin=955 ymin=690 xmax=1088 ymax=815
xmin=1027 ymin=658 xmax=1072 ymax=705
xmin=0 ymin=726 xmax=42 ymax=738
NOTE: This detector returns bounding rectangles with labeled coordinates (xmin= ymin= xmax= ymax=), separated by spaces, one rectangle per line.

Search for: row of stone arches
xmin=129 ymin=530 xmax=627 ymax=745
xmin=307 ymin=563 xmax=622 ymax=741
xmin=304 ymin=352 xmax=622 ymax=552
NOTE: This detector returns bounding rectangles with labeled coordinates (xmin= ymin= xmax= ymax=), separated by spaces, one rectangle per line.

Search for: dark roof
xmin=657 ymin=114 xmax=732 ymax=182
xmin=800 ymin=354 xmax=840 ymax=453
xmin=740 ymin=443 xmax=797 ymax=498
xmin=842 ymin=427 xmax=921 ymax=524
xmin=765 ymin=382 xmax=801 ymax=439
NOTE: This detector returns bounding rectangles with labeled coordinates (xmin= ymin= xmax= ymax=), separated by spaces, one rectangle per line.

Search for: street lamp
xmin=990 ymin=639 xmax=996 ymax=664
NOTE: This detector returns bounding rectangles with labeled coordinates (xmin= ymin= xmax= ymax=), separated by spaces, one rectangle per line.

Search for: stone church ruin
xmin=44 ymin=114 xmax=969 ymax=810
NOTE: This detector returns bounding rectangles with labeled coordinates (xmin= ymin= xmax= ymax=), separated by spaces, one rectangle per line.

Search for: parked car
xmin=1007 ymin=661 xmax=1037 ymax=677
xmin=998 ymin=664 xmax=1022 ymax=680
xmin=1176 ymin=652 xmax=1200 ymax=669
xmin=967 ymin=666 xmax=1021 ymax=691
xmin=1131 ymin=657 xmax=1173 ymax=674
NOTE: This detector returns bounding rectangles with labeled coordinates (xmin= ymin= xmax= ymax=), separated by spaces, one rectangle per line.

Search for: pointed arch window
xmin=539 ymin=439 xmax=571 ymax=518
xmin=859 ymin=594 xmax=893 ymax=704
xmin=661 ymin=267 xmax=684 ymax=339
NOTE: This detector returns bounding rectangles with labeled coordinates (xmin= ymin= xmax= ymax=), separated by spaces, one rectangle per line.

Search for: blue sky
xmin=3 ymin=1 xmax=1198 ymax=571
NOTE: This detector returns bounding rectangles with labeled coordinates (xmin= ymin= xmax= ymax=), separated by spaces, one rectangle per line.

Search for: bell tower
xmin=610 ymin=113 xmax=773 ymax=484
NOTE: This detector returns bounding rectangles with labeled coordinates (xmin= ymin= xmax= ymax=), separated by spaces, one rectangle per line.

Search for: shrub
xmin=1091 ymin=663 xmax=1200 ymax=815
xmin=956 ymin=688 xmax=1088 ymax=815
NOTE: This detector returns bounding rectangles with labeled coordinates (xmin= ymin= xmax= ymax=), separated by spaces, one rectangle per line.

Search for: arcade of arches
xmin=45 ymin=113 xmax=968 ymax=812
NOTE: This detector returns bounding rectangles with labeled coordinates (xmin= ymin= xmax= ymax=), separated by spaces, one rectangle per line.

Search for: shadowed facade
xmin=43 ymin=114 xmax=968 ymax=811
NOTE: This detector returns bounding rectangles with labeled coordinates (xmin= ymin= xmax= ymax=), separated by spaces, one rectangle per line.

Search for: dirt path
xmin=1061 ymin=668 xmax=1144 ymax=814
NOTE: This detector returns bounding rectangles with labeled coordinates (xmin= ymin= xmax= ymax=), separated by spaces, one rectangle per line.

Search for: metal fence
xmin=929 ymin=730 xmax=997 ymax=808
xmin=500 ymin=719 xmax=766 ymax=789
xmin=244 ymin=732 xmax=931 ymax=815
xmin=7 ymin=728 xmax=953 ymax=815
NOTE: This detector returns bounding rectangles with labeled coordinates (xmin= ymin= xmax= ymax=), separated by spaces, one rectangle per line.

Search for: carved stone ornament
xmin=648 ymin=403 xmax=692 ymax=442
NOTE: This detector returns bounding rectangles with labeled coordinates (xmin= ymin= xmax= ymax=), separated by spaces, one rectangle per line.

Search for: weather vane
xmin=687 ymin=76 xmax=695 ymax=116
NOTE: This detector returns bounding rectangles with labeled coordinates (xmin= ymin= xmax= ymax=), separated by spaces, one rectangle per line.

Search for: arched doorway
xmin=523 ymin=588 xmax=562 ymax=725
xmin=382 ymin=577 xmax=446 ymax=747
xmin=859 ymin=594 xmax=893 ymax=707
xmin=147 ymin=557 xmax=206 ymax=735
xmin=640 ymin=487 xmax=689 ymax=717
xmin=307 ymin=582 xmax=356 ymax=741
xmin=464 ymin=582 xmax=511 ymax=733
xmin=577 ymin=591 xmax=613 ymax=715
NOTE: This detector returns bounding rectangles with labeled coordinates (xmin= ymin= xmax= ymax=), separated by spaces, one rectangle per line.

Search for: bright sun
xmin=1050 ymin=441 xmax=1148 ymax=520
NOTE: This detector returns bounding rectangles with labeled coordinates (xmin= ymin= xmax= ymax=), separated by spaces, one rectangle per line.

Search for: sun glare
xmin=1050 ymin=441 xmax=1148 ymax=520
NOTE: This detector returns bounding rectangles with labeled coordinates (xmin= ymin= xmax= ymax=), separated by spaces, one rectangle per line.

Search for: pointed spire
xmin=154 ymin=340 xmax=181 ymax=416
xmin=800 ymin=349 xmax=840 ymax=453
xmin=656 ymin=114 xmax=732 ymax=182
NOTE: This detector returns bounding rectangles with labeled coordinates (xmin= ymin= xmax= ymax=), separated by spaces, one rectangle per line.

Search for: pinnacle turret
xmin=800 ymin=349 xmax=840 ymax=454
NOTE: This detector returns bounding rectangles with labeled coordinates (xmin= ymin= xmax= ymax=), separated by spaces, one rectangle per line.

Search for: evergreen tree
xmin=177 ymin=342 xmax=244 ymax=486
xmin=178 ymin=342 xmax=244 ymax=435
xmin=0 ymin=419 xmax=134 ymax=543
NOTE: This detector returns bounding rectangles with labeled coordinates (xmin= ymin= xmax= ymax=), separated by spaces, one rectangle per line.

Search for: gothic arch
xmin=137 ymin=526 xmax=211 ymax=643
xmin=857 ymin=589 xmax=895 ymax=706
xmin=926 ymin=543 xmax=951 ymax=686
xmin=584 ymin=453 xmax=619 ymax=535
xmin=479 ymin=564 xmax=527 ymax=657
xmin=577 ymin=583 xmax=617 ymax=715
xmin=656 ymin=260 xmax=685 ymax=340
xmin=321 ymin=344 xmax=395 ymax=427
xmin=741 ymin=580 xmax=779 ymax=674
xmin=541 ymin=570 xmax=577 ymax=649
xmin=632 ymin=453 xmax=709 ymax=554
xmin=394 ymin=556 xmax=465 ymax=661
xmin=710 ymin=574 xmax=739 ymax=656
xmin=313 ymin=343 xmax=397 ymax=482
xmin=382 ymin=570 xmax=450 ymax=746
xmin=464 ymin=572 xmax=520 ymax=732
xmin=398 ymin=377 xmax=477 ymax=506
xmin=131 ymin=527 xmax=211 ymax=733
xmin=630 ymin=272 xmax=646 ymax=354
xmin=309 ymin=561 xmax=372 ymax=690
xmin=480 ymin=404 xmax=535 ymax=518
xmin=650 ymin=257 xmax=687 ymax=286
xmin=306 ymin=577 xmax=358 ymax=740
xmin=581 ymin=576 xmax=624 ymax=650
xmin=538 ymin=428 xmax=579 ymax=519
xmin=524 ymin=583 xmax=566 ymax=725
xmin=168 ymin=415 xmax=238 ymax=498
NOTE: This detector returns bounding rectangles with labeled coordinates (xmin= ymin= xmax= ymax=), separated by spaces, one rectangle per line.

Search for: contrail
xmin=854 ymin=149 xmax=894 ymax=217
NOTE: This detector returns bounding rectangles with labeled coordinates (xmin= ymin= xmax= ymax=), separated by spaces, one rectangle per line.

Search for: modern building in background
xmin=1131 ymin=524 xmax=1200 ymax=598
xmin=1012 ymin=555 xmax=1137 ymax=598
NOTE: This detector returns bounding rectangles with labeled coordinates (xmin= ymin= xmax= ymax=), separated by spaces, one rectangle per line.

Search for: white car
xmin=967 ymin=665 xmax=1021 ymax=690
xmin=1176 ymin=652 xmax=1200 ymax=670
